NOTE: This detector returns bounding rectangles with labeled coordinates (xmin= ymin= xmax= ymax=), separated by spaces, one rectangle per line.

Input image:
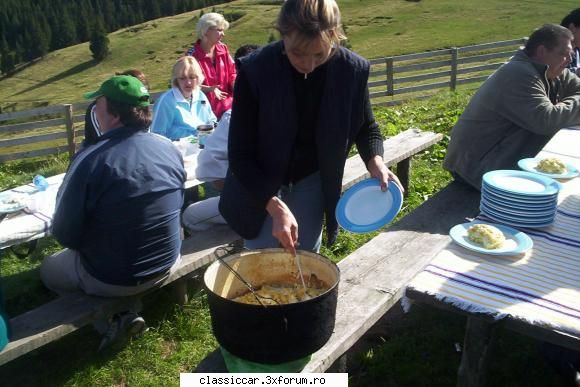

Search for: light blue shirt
xmin=151 ymin=87 xmax=217 ymax=140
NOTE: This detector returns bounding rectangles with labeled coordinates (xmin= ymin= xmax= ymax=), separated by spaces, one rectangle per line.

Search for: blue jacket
xmin=151 ymin=87 xmax=216 ymax=140
xmin=52 ymin=126 xmax=186 ymax=286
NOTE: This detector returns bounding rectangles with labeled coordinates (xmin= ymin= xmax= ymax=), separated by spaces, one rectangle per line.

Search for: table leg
xmin=396 ymin=158 xmax=411 ymax=196
xmin=457 ymin=316 xmax=499 ymax=387
xmin=171 ymin=277 xmax=190 ymax=306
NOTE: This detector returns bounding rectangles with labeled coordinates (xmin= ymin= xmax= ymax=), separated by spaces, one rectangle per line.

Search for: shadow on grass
xmin=10 ymin=59 xmax=98 ymax=97
xmin=347 ymin=302 xmax=571 ymax=387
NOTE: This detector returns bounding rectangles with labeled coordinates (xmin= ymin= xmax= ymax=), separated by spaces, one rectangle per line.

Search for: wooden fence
xmin=0 ymin=38 xmax=526 ymax=163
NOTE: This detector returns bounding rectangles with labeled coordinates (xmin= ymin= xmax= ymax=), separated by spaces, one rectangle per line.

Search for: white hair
xmin=196 ymin=13 xmax=230 ymax=39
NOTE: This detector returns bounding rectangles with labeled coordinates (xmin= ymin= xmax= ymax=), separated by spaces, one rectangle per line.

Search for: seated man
xmin=40 ymin=75 xmax=186 ymax=349
xmin=444 ymin=24 xmax=580 ymax=190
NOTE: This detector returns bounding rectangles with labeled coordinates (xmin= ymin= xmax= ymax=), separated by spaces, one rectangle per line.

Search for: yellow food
xmin=467 ymin=224 xmax=505 ymax=249
xmin=232 ymin=283 xmax=328 ymax=305
xmin=536 ymin=158 xmax=567 ymax=174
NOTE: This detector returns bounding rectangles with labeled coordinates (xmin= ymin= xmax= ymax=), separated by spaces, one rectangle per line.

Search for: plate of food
xmin=449 ymin=221 xmax=533 ymax=256
xmin=518 ymin=157 xmax=579 ymax=179
xmin=336 ymin=178 xmax=403 ymax=233
xmin=0 ymin=192 xmax=27 ymax=214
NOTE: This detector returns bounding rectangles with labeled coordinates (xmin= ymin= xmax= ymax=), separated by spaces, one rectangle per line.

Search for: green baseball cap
xmin=84 ymin=75 xmax=150 ymax=107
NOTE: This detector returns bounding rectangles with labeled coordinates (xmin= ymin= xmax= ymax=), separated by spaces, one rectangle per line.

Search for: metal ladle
xmin=213 ymin=245 xmax=280 ymax=307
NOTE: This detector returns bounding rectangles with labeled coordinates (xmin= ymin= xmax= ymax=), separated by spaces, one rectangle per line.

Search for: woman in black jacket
xmin=219 ymin=0 xmax=401 ymax=255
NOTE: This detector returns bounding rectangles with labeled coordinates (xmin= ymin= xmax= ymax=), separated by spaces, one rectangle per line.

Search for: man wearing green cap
xmin=40 ymin=75 xmax=187 ymax=350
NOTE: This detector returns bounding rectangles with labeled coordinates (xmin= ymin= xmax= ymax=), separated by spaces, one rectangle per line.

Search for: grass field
xmin=0 ymin=94 xmax=571 ymax=386
xmin=0 ymin=0 xmax=577 ymax=112
xmin=1 ymin=0 xmax=578 ymax=385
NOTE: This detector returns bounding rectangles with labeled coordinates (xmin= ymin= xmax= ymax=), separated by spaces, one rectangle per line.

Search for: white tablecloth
xmin=0 ymin=155 xmax=201 ymax=250
xmin=407 ymin=128 xmax=580 ymax=336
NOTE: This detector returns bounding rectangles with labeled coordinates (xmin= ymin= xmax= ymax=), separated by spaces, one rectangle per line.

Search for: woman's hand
xmin=213 ymin=87 xmax=228 ymax=100
xmin=266 ymin=196 xmax=298 ymax=256
xmin=367 ymin=155 xmax=404 ymax=193
xmin=202 ymin=85 xmax=228 ymax=100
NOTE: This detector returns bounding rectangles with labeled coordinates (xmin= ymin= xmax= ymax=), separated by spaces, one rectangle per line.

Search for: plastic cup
xmin=197 ymin=124 xmax=214 ymax=149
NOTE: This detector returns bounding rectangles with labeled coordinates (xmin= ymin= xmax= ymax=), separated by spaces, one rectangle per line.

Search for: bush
xmin=89 ymin=32 xmax=110 ymax=62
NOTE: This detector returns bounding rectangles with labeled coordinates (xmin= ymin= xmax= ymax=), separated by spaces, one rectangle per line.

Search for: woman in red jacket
xmin=186 ymin=13 xmax=236 ymax=120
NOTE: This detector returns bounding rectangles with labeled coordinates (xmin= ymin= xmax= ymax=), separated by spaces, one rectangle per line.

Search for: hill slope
xmin=0 ymin=0 xmax=576 ymax=112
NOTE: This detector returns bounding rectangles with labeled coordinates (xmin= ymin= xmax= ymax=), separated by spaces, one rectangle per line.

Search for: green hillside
xmin=0 ymin=0 xmax=577 ymax=113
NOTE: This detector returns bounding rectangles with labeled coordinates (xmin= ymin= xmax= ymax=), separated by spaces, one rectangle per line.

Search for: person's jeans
xmin=40 ymin=249 xmax=181 ymax=297
xmin=245 ymin=172 xmax=324 ymax=253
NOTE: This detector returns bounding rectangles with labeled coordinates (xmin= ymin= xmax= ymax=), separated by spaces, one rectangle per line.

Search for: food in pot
xmin=467 ymin=224 xmax=505 ymax=249
xmin=535 ymin=158 xmax=567 ymax=174
xmin=232 ymin=275 xmax=329 ymax=305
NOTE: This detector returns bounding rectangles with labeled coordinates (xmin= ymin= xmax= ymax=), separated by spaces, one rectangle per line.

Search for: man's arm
xmin=499 ymin=70 xmax=580 ymax=135
xmin=51 ymin=163 xmax=90 ymax=250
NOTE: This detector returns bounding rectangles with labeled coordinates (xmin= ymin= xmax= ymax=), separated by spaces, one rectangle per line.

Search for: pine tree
xmin=76 ymin=0 xmax=93 ymax=42
xmin=28 ymin=16 xmax=50 ymax=59
xmin=145 ymin=0 xmax=161 ymax=20
xmin=89 ymin=23 xmax=109 ymax=62
xmin=51 ymin=8 xmax=77 ymax=50
xmin=1 ymin=51 xmax=15 ymax=75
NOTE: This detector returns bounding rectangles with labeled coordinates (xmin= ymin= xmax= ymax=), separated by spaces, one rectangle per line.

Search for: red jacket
xmin=186 ymin=40 xmax=236 ymax=120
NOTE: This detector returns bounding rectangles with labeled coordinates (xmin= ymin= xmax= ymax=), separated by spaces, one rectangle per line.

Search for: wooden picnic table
xmin=0 ymin=154 xmax=202 ymax=251
xmin=405 ymin=127 xmax=580 ymax=386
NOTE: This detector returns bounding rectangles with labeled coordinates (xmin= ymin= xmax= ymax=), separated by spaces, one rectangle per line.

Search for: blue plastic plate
xmin=479 ymin=211 xmax=555 ymax=229
xmin=482 ymin=189 xmax=557 ymax=208
xmin=518 ymin=158 xmax=579 ymax=179
xmin=336 ymin=178 xmax=403 ymax=233
xmin=480 ymin=197 xmax=556 ymax=216
xmin=479 ymin=203 xmax=555 ymax=223
xmin=449 ymin=221 xmax=533 ymax=256
xmin=482 ymin=170 xmax=561 ymax=196
xmin=482 ymin=182 xmax=558 ymax=202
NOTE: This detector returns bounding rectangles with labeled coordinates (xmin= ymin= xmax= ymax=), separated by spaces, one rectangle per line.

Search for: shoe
xmin=98 ymin=312 xmax=146 ymax=351
xmin=122 ymin=313 xmax=146 ymax=337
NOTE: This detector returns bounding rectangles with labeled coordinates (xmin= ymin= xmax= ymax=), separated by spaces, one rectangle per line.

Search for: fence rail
xmin=367 ymin=37 xmax=526 ymax=106
xmin=0 ymin=38 xmax=526 ymax=163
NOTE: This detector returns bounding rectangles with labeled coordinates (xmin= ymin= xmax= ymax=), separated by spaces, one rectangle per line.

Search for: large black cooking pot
xmin=203 ymin=248 xmax=340 ymax=364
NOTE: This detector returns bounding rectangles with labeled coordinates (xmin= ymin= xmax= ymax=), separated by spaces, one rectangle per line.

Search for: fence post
xmin=64 ymin=104 xmax=75 ymax=158
xmin=386 ymin=57 xmax=394 ymax=96
xmin=450 ymin=47 xmax=458 ymax=91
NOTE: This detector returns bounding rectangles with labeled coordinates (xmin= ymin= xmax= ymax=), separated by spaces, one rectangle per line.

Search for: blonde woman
xmin=185 ymin=12 xmax=236 ymax=120
xmin=219 ymin=0 xmax=401 ymax=255
xmin=151 ymin=56 xmax=216 ymax=140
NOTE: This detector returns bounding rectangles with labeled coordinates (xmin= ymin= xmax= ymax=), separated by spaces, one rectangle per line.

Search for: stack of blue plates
xmin=480 ymin=170 xmax=561 ymax=228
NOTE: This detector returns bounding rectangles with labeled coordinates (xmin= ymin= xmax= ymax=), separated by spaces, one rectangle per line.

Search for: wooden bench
xmin=0 ymin=128 xmax=443 ymax=366
xmin=303 ymin=181 xmax=480 ymax=372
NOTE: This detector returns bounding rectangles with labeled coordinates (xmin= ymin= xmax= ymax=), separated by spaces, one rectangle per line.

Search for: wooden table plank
xmin=304 ymin=181 xmax=480 ymax=372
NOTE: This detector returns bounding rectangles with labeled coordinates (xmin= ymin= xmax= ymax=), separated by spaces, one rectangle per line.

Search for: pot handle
xmin=213 ymin=242 xmax=247 ymax=261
